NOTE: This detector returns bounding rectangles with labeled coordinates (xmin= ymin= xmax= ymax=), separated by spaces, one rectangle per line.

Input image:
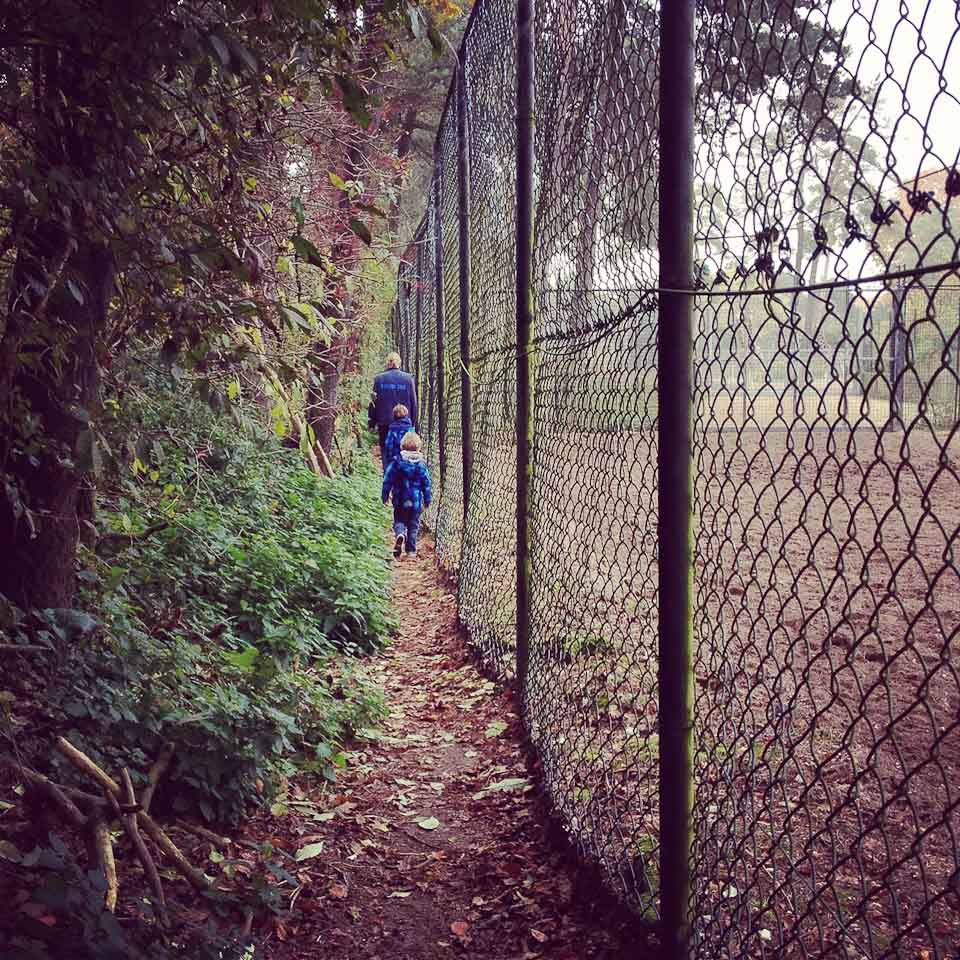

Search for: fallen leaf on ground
xmin=474 ymin=777 xmax=531 ymax=798
xmin=388 ymin=890 xmax=413 ymax=898
xmin=328 ymin=883 xmax=348 ymax=899
xmin=0 ymin=840 xmax=22 ymax=862
xmin=531 ymin=929 xmax=548 ymax=943
xmin=20 ymin=903 xmax=56 ymax=926
xmin=416 ymin=816 xmax=440 ymax=830
xmin=450 ymin=920 xmax=470 ymax=937
xmin=294 ymin=841 xmax=325 ymax=861
xmin=485 ymin=720 xmax=507 ymax=738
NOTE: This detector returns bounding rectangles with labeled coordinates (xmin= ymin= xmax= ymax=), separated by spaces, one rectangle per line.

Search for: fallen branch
xmin=174 ymin=820 xmax=231 ymax=851
xmin=117 ymin=769 xmax=169 ymax=928
xmin=55 ymin=737 xmax=209 ymax=890
xmin=0 ymin=644 xmax=52 ymax=655
xmin=92 ymin=817 xmax=118 ymax=912
xmin=61 ymin=784 xmax=110 ymax=811
xmin=315 ymin=438 xmax=335 ymax=478
xmin=54 ymin=737 xmax=120 ymax=796
xmin=0 ymin=754 xmax=86 ymax=828
xmin=141 ymin=742 xmax=175 ymax=814
xmin=137 ymin=815 xmax=210 ymax=890
xmin=95 ymin=521 xmax=169 ymax=552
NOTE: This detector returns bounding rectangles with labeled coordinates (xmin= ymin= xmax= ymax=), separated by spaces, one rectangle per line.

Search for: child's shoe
xmin=393 ymin=534 xmax=405 ymax=558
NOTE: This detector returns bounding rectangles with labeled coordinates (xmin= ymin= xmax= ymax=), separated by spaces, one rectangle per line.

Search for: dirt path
xmin=263 ymin=536 xmax=633 ymax=959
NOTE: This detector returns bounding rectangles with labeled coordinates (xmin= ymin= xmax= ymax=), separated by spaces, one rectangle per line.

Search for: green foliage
xmin=103 ymin=382 xmax=393 ymax=656
xmin=561 ymin=633 xmax=612 ymax=660
xmin=6 ymin=377 xmax=391 ymax=824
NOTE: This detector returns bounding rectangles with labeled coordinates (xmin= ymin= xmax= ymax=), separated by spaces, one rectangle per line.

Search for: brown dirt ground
xmin=256 ymin=534 xmax=644 ymax=960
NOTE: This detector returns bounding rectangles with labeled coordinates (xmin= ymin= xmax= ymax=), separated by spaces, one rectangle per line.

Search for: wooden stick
xmin=141 ymin=742 xmax=174 ymax=814
xmin=54 ymin=737 xmax=121 ymax=796
xmin=92 ymin=817 xmax=118 ymax=912
xmin=119 ymin=769 xmax=169 ymax=928
xmin=55 ymin=737 xmax=208 ymax=890
xmin=0 ymin=644 xmax=52 ymax=655
xmin=138 ymin=814 xmax=210 ymax=890
xmin=61 ymin=784 xmax=109 ymax=810
xmin=0 ymin=754 xmax=86 ymax=828
xmin=315 ymin=438 xmax=336 ymax=478
xmin=174 ymin=820 xmax=231 ymax=851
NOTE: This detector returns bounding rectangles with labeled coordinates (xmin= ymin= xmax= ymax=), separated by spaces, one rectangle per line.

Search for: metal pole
xmin=457 ymin=59 xmax=474 ymax=523
xmin=658 ymin=1 xmax=696 ymax=955
xmin=427 ymin=337 xmax=436 ymax=466
xmin=415 ymin=238 xmax=423 ymax=431
xmin=954 ymin=298 xmax=960 ymax=427
xmin=515 ymin=0 xmax=535 ymax=706
xmin=888 ymin=281 xmax=905 ymax=431
xmin=398 ymin=273 xmax=408 ymax=368
xmin=434 ymin=172 xmax=448 ymax=489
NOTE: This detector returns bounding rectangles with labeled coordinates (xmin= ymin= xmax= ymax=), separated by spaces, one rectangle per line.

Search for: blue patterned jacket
xmin=382 ymin=452 xmax=433 ymax=513
xmin=383 ymin=417 xmax=413 ymax=465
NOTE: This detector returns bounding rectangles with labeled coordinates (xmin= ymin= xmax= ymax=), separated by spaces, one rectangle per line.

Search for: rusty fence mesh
xmin=391 ymin=0 xmax=960 ymax=955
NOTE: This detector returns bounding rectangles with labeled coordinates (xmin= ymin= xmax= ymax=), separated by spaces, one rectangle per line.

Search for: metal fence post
xmin=415 ymin=240 xmax=423 ymax=431
xmin=399 ymin=276 xmax=408 ymax=369
xmin=457 ymin=57 xmax=474 ymax=523
xmin=888 ymin=280 xmax=906 ymax=431
xmin=515 ymin=0 xmax=535 ymax=705
xmin=434 ymin=172 xmax=448 ymax=490
xmin=658 ymin=1 xmax=696 ymax=955
xmin=954 ymin=298 xmax=960 ymax=427
xmin=427 ymin=335 xmax=436 ymax=463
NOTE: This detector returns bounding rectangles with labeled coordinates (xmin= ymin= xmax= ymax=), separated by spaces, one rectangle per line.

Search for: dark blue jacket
xmin=383 ymin=417 xmax=413 ymax=465
xmin=382 ymin=452 xmax=433 ymax=513
xmin=370 ymin=369 xmax=418 ymax=428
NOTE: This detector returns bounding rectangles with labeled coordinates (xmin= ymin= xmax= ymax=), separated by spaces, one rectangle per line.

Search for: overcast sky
xmin=829 ymin=0 xmax=960 ymax=178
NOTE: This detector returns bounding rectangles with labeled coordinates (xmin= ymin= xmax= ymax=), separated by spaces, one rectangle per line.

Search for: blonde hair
xmin=400 ymin=431 xmax=422 ymax=451
xmin=385 ymin=351 xmax=401 ymax=369
xmin=392 ymin=403 xmax=409 ymax=419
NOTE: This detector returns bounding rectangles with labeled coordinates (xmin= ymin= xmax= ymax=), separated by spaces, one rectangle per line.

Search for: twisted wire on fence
xmin=395 ymin=0 xmax=960 ymax=956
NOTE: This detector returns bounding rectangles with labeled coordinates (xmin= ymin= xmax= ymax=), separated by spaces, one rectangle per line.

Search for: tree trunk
xmin=309 ymin=347 xmax=342 ymax=457
xmin=0 ymin=240 xmax=113 ymax=609
xmin=388 ymin=106 xmax=418 ymax=239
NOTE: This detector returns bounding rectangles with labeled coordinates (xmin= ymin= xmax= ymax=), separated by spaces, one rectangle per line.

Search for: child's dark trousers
xmin=393 ymin=505 xmax=422 ymax=553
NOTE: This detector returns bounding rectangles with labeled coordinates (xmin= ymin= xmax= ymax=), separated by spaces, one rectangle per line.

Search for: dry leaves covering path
xmin=263 ymin=535 xmax=633 ymax=960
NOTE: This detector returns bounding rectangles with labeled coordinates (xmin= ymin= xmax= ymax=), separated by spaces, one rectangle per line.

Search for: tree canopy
xmin=0 ymin=0 xmax=467 ymax=609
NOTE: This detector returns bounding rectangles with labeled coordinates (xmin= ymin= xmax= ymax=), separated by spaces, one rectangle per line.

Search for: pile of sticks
xmin=1 ymin=737 xmax=222 ymax=928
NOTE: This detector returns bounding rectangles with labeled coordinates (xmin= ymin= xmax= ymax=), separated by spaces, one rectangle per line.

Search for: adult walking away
xmin=368 ymin=352 xmax=418 ymax=464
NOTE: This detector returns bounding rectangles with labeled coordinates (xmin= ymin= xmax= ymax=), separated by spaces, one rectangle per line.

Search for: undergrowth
xmin=1 ymin=371 xmax=392 ymax=956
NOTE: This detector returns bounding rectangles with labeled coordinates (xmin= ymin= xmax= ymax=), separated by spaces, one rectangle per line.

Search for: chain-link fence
xmin=391 ymin=1 xmax=960 ymax=955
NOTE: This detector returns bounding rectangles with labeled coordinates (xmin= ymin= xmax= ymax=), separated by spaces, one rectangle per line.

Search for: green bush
xmin=6 ymin=377 xmax=391 ymax=823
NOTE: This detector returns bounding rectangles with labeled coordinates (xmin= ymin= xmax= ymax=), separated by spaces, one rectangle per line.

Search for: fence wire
xmin=394 ymin=1 xmax=960 ymax=956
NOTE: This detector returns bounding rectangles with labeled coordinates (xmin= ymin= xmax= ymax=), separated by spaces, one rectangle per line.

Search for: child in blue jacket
xmin=382 ymin=432 xmax=432 ymax=558
xmin=382 ymin=404 xmax=414 ymax=467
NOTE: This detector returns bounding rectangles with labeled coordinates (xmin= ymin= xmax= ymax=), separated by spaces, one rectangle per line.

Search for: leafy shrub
xmin=6 ymin=376 xmax=391 ymax=823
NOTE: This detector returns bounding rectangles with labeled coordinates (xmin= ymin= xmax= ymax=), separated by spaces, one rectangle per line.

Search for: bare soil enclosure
xmin=510 ymin=421 xmax=960 ymax=958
